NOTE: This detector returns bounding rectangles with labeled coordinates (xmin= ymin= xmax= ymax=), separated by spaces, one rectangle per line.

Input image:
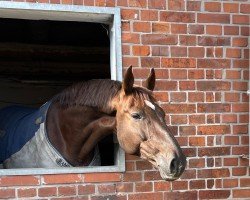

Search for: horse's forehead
xmin=144 ymin=100 xmax=155 ymax=111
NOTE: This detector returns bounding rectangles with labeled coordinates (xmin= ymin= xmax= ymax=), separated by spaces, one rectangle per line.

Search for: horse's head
xmin=113 ymin=66 xmax=186 ymax=181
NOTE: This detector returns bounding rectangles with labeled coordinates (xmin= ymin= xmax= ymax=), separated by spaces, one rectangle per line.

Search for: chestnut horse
xmin=0 ymin=66 xmax=186 ymax=180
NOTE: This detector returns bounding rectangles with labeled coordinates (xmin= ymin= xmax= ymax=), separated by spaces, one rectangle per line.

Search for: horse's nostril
xmin=170 ymin=158 xmax=178 ymax=174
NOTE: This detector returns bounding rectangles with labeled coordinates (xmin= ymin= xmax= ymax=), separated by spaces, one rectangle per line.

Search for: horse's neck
xmin=46 ymin=103 xmax=115 ymax=166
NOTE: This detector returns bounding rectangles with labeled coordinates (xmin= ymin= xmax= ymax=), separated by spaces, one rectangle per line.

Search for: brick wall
xmin=0 ymin=0 xmax=249 ymax=199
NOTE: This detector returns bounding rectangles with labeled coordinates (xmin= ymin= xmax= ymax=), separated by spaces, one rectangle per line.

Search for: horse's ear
xmin=145 ymin=68 xmax=155 ymax=91
xmin=122 ymin=66 xmax=134 ymax=94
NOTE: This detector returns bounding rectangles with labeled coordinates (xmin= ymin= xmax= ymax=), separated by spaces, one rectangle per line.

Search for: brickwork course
xmin=0 ymin=0 xmax=249 ymax=199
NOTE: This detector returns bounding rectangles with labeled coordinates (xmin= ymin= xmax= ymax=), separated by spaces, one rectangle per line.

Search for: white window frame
xmin=0 ymin=1 xmax=124 ymax=175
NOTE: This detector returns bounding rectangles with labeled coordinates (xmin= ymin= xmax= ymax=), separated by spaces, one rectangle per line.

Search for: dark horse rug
xmin=0 ymin=103 xmax=100 ymax=168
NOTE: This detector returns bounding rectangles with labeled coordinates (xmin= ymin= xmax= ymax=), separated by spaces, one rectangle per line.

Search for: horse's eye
xmin=131 ymin=113 xmax=142 ymax=120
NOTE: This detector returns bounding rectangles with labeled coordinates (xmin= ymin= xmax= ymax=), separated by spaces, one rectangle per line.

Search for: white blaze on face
xmin=144 ymin=100 xmax=155 ymax=111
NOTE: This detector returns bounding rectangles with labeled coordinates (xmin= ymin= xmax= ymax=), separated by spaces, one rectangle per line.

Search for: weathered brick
xmin=0 ymin=176 xmax=40 ymax=186
xmin=58 ymin=186 xmax=76 ymax=196
xmin=198 ymin=59 xmax=230 ymax=68
xmin=198 ymin=147 xmax=230 ymax=156
xmin=223 ymin=3 xmax=239 ymax=13
xmin=198 ymin=13 xmax=230 ymax=23
xmin=78 ymin=185 xmax=95 ymax=195
xmin=84 ymin=173 xmax=121 ymax=183
xmin=198 ymin=36 xmax=230 ymax=46
xmin=162 ymin=58 xmax=196 ymax=68
xmin=233 ymin=189 xmax=250 ymax=198
xmin=197 ymin=81 xmax=230 ymax=91
xmin=152 ymin=22 xmax=170 ymax=33
xmin=160 ymin=11 xmax=195 ymax=23
xmin=17 ymin=188 xmax=37 ymax=198
xmin=148 ymin=0 xmax=166 ymax=9
xmin=135 ymin=182 xmax=153 ymax=192
xmin=190 ymin=180 xmax=205 ymax=189
xmin=162 ymin=104 xmax=196 ymax=114
xmin=198 ymin=168 xmax=230 ymax=178
xmin=205 ymin=2 xmax=221 ymax=12
xmin=142 ymin=34 xmax=177 ymax=45
xmin=154 ymin=181 xmax=171 ymax=191
xmin=198 ymin=125 xmax=230 ymax=134
xmin=233 ymin=15 xmax=249 ymax=25
xmin=164 ymin=191 xmax=197 ymax=200
xmin=199 ymin=190 xmax=230 ymax=199
xmin=129 ymin=192 xmax=163 ymax=200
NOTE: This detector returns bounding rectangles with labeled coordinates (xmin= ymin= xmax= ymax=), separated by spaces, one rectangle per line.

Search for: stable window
xmin=0 ymin=2 xmax=124 ymax=175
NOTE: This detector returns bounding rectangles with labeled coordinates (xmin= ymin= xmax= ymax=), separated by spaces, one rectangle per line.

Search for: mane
xmin=53 ymin=79 xmax=154 ymax=113
xmin=54 ymin=79 xmax=122 ymax=114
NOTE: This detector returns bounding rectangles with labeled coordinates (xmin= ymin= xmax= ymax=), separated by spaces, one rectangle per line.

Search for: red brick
xmin=128 ymin=0 xmax=147 ymax=8
xmin=189 ymin=137 xmax=205 ymax=146
xmin=179 ymin=126 xmax=196 ymax=136
xmin=223 ymin=179 xmax=238 ymax=188
xmin=122 ymin=45 xmax=130 ymax=55
xmin=223 ymin=3 xmax=239 ymax=13
xmin=198 ymin=125 xmax=230 ymax=134
xmin=141 ymin=57 xmax=160 ymax=68
xmin=240 ymin=3 xmax=250 ymax=13
xmin=92 ymin=195 xmax=126 ymax=200
xmin=18 ymin=188 xmax=36 ymax=198
xmin=136 ymin=160 xmax=152 ymax=170
xmin=179 ymin=81 xmax=195 ymax=90
xmin=232 ymin=103 xmax=249 ymax=112
xmin=189 ymin=115 xmax=205 ymax=124
xmin=172 ymin=180 xmax=188 ymax=190
xmin=141 ymin=10 xmax=158 ymax=21
xmin=198 ymin=36 xmax=230 ymax=46
xmin=144 ymin=171 xmax=162 ymax=181
xmin=224 ymin=158 xmax=238 ymax=166
xmin=142 ymin=34 xmax=177 ymax=45
xmin=198 ymin=13 xmax=230 ymax=23
xmin=152 ymin=46 xmax=169 ymax=56
xmin=171 ymin=47 xmax=187 ymax=57
xmin=58 ymin=186 xmax=76 ymax=196
xmin=224 ymin=26 xmax=239 ymax=35
xmin=121 ymin=9 xmax=139 ymax=20
xmin=170 ymin=69 xmax=187 ymax=79
xmin=198 ymin=59 xmax=230 ymax=68
xmin=43 ymin=174 xmax=82 ymax=184
xmin=171 ymin=24 xmax=187 ymax=34
xmin=170 ymin=92 xmax=186 ymax=102
xmin=182 ymin=147 xmax=197 ymax=157
xmin=122 ymin=33 xmax=140 ymax=44
xmin=198 ymin=168 xmax=230 ymax=178
xmin=148 ymin=0 xmax=166 ymax=9
xmin=122 ymin=57 xmax=139 ymax=67
xmin=84 ymin=173 xmax=121 ymax=183
xmin=116 ymin=183 xmax=133 ymax=193
xmin=239 ymin=114 xmax=249 ymax=123
xmin=187 ymin=1 xmax=201 ymax=11
xmin=179 ymin=35 xmax=196 ymax=46
xmin=233 ymin=81 xmax=248 ymax=91
xmin=205 ymin=2 xmax=221 ymax=12
xmin=233 ymin=59 xmax=249 ymax=68
xmin=233 ymin=37 xmax=248 ymax=47
xmin=133 ymin=22 xmax=151 ymax=32
xmin=190 ymin=180 xmax=205 ymax=189
xmin=164 ymin=191 xmax=197 ymax=200
xmin=160 ymin=11 xmax=195 ymax=23
xmin=240 ymin=178 xmax=250 ymax=187
xmin=154 ymin=80 xmax=177 ymax=91
xmin=78 ymin=185 xmax=95 ymax=195
xmin=226 ymin=70 xmax=241 ymax=79
xmin=226 ymin=48 xmax=241 ymax=58
xmin=171 ymin=115 xmax=187 ymax=125
xmin=0 ymin=176 xmax=40 ymax=186
xmin=188 ymin=70 xmax=204 ymax=79
xmin=233 ymin=15 xmax=249 ymax=25
xmin=117 ymin=0 xmax=128 ymax=6
xmin=162 ymin=104 xmax=195 ymax=114
xmin=123 ymin=172 xmax=142 ymax=182
xmin=233 ymin=125 xmax=248 ymax=134
xmin=162 ymin=58 xmax=196 ymax=68
xmin=197 ymin=81 xmax=230 ymax=91
xmin=232 ymin=167 xmax=247 ymax=176
xmin=233 ymin=189 xmax=250 ymax=198
xmin=121 ymin=21 xmax=130 ymax=32
xmin=129 ymin=192 xmax=163 ymax=200
xmin=206 ymin=25 xmax=222 ymax=35
xmin=152 ymin=22 xmax=170 ymax=33
xmin=154 ymin=92 xmax=169 ymax=102
xmin=0 ymin=188 xmax=15 ymax=199
xmin=135 ymin=182 xmax=153 ymax=192
xmin=224 ymin=92 xmax=240 ymax=102
xmin=199 ymin=190 xmax=230 ymax=199
xmin=188 ymin=47 xmax=205 ymax=58
xmin=98 ymin=184 xmax=116 ymax=194
xmin=38 ymin=187 xmax=57 ymax=197
xmin=125 ymin=161 xmax=135 ymax=171
xmin=154 ymin=181 xmax=171 ymax=191
xmin=199 ymin=147 xmax=230 ymax=157
xmin=168 ymin=0 xmax=185 ymax=11
xmin=188 ymin=24 xmax=204 ymax=34
xmin=189 ymin=158 xmax=205 ymax=168
xmin=232 ymin=146 xmax=249 ymax=155
xmin=176 ymin=136 xmax=188 ymax=146
xmin=241 ymin=26 xmax=249 ymax=36
xmin=222 ymin=114 xmax=237 ymax=123
xmin=132 ymin=45 xmax=150 ymax=56
xmin=188 ymin=92 xmax=204 ymax=102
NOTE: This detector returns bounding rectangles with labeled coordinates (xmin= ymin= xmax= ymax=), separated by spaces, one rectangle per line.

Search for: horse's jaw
xmin=139 ymin=140 xmax=186 ymax=181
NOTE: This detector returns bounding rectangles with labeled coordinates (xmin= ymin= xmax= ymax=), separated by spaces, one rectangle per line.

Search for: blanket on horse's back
xmin=0 ymin=102 xmax=100 ymax=168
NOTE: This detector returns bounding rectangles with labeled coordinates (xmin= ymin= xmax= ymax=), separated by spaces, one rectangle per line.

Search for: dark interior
xmin=0 ymin=18 xmax=114 ymax=166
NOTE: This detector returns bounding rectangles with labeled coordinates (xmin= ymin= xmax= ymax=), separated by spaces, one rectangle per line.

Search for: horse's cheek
xmin=117 ymin=130 xmax=140 ymax=154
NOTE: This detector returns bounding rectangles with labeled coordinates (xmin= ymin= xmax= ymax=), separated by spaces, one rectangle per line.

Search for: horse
xmin=0 ymin=66 xmax=186 ymax=180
